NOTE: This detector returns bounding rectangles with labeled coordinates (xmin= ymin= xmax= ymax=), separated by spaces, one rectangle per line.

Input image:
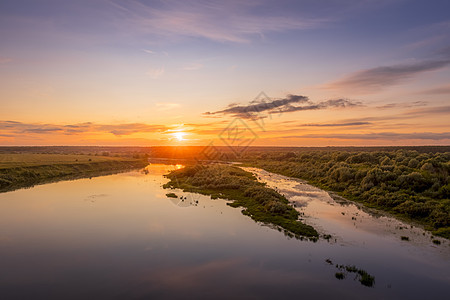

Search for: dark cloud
xmin=282 ymin=132 xmax=450 ymax=140
xmin=23 ymin=128 xmax=63 ymax=133
xmin=204 ymin=95 xmax=362 ymax=119
xmin=327 ymin=59 xmax=450 ymax=93
xmin=376 ymin=101 xmax=427 ymax=109
xmin=0 ymin=121 xmax=168 ymax=137
xmin=96 ymin=123 xmax=167 ymax=136
xmin=205 ymin=94 xmax=308 ymax=117
xmin=297 ymin=122 xmax=371 ymax=127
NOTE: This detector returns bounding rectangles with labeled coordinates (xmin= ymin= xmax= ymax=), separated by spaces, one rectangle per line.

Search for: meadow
xmin=0 ymin=153 xmax=148 ymax=192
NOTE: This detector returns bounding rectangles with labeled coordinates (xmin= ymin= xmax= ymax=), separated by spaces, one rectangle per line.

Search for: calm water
xmin=0 ymin=164 xmax=448 ymax=299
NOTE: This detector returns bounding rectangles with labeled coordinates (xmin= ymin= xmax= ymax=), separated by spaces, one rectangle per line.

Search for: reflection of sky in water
xmin=0 ymin=164 xmax=448 ymax=299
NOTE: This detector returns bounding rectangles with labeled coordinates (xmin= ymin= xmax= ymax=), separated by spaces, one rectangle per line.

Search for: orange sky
xmin=1 ymin=1 xmax=449 ymax=146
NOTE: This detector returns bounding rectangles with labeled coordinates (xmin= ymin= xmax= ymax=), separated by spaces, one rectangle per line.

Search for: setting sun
xmin=0 ymin=1 xmax=449 ymax=298
xmin=173 ymin=132 xmax=186 ymax=141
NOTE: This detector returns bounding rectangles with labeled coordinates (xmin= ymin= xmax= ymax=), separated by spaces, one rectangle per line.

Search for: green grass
xmin=0 ymin=154 xmax=148 ymax=193
xmin=333 ymin=263 xmax=375 ymax=287
xmin=163 ymin=164 xmax=318 ymax=239
xmin=165 ymin=192 xmax=178 ymax=198
xmin=0 ymin=154 xmax=133 ymax=169
xmin=243 ymin=150 xmax=449 ymax=239
xmin=432 ymin=227 xmax=450 ymax=239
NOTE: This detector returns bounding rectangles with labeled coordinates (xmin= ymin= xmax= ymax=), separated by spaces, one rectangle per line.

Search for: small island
xmin=164 ymin=164 xmax=318 ymax=239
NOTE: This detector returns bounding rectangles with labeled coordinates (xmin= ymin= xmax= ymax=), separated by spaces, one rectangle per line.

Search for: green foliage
xmin=165 ymin=193 xmax=178 ymax=198
xmin=164 ymin=164 xmax=318 ymax=238
xmin=334 ymin=264 xmax=375 ymax=287
xmin=244 ymin=150 xmax=449 ymax=238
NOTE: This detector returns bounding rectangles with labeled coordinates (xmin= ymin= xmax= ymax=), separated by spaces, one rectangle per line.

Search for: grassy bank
xmin=241 ymin=150 xmax=449 ymax=239
xmin=163 ymin=164 xmax=318 ymax=239
xmin=0 ymin=154 xmax=148 ymax=193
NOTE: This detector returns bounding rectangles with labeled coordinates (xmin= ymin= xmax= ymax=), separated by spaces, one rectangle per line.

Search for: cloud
xmin=0 ymin=57 xmax=12 ymax=64
xmin=146 ymin=66 xmax=165 ymax=79
xmin=156 ymin=103 xmax=181 ymax=111
xmin=205 ymin=94 xmax=362 ymax=118
xmin=0 ymin=121 xmax=167 ymax=137
xmin=403 ymin=105 xmax=450 ymax=116
xmin=182 ymin=63 xmax=203 ymax=71
xmin=417 ymin=84 xmax=450 ymax=95
xmin=282 ymin=132 xmax=450 ymax=140
xmin=108 ymin=0 xmax=330 ymax=43
xmin=297 ymin=122 xmax=371 ymax=127
xmin=376 ymin=101 xmax=428 ymax=109
xmin=23 ymin=128 xmax=63 ymax=133
xmin=142 ymin=49 xmax=155 ymax=54
xmin=326 ymin=59 xmax=450 ymax=93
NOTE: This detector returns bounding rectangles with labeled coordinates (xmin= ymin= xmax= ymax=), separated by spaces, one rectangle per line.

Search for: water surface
xmin=0 ymin=164 xmax=448 ymax=299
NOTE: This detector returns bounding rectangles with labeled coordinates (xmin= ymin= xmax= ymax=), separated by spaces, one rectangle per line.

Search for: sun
xmin=173 ymin=131 xmax=185 ymax=141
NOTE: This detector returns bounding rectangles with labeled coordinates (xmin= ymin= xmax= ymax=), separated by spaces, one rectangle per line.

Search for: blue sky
xmin=0 ymin=0 xmax=449 ymax=145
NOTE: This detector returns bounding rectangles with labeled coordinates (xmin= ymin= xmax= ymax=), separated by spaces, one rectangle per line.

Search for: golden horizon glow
xmin=173 ymin=132 xmax=186 ymax=141
xmin=1 ymin=1 xmax=449 ymax=146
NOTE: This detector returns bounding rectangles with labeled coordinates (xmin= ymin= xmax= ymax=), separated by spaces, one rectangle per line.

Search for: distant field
xmin=0 ymin=154 xmax=134 ymax=169
xmin=0 ymin=153 xmax=148 ymax=192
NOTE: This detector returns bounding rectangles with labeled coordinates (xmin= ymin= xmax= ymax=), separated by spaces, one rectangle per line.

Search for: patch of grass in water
xmin=357 ymin=270 xmax=375 ymax=287
xmin=164 ymin=164 xmax=319 ymax=239
xmin=327 ymin=260 xmax=375 ymax=287
xmin=165 ymin=192 xmax=178 ymax=198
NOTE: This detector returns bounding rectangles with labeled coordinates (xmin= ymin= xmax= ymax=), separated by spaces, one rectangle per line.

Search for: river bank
xmin=0 ymin=154 xmax=148 ymax=193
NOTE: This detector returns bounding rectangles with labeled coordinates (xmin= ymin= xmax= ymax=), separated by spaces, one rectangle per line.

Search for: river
xmin=0 ymin=163 xmax=448 ymax=299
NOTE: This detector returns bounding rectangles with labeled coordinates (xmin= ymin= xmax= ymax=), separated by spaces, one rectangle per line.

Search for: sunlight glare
xmin=174 ymin=132 xmax=185 ymax=141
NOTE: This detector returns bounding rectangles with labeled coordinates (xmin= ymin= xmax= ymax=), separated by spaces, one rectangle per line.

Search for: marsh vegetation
xmin=164 ymin=164 xmax=319 ymax=238
xmin=243 ymin=149 xmax=449 ymax=238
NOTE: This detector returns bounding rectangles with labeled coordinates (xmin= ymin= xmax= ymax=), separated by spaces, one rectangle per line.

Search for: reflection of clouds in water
xmin=133 ymin=257 xmax=317 ymax=299
xmin=290 ymin=196 xmax=309 ymax=207
xmin=245 ymin=167 xmax=450 ymax=252
xmin=84 ymin=194 xmax=109 ymax=203
xmin=168 ymin=194 xmax=199 ymax=208
xmin=165 ymin=186 xmax=201 ymax=208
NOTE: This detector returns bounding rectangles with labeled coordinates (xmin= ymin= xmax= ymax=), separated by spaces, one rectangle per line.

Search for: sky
xmin=0 ymin=0 xmax=449 ymax=146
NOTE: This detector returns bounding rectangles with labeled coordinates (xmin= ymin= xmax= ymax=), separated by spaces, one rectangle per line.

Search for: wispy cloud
xmin=155 ymin=103 xmax=181 ymax=111
xmin=376 ymin=101 xmax=427 ymax=109
xmin=403 ymin=105 xmax=450 ymax=116
xmin=146 ymin=66 xmax=165 ymax=79
xmin=204 ymin=94 xmax=362 ymax=119
xmin=282 ymin=132 xmax=450 ymax=140
xmin=326 ymin=59 xmax=450 ymax=94
xmin=142 ymin=49 xmax=155 ymax=54
xmin=0 ymin=121 xmax=167 ymax=137
xmin=182 ymin=62 xmax=203 ymax=71
xmin=297 ymin=122 xmax=371 ymax=127
xmin=416 ymin=84 xmax=450 ymax=95
xmin=0 ymin=57 xmax=12 ymax=64
xmin=108 ymin=0 xmax=330 ymax=43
